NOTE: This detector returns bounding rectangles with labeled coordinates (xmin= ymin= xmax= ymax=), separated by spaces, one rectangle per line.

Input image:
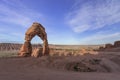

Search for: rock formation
xmin=105 ymin=44 xmax=113 ymax=49
xmin=99 ymin=46 xmax=105 ymax=51
xmin=19 ymin=22 xmax=49 ymax=57
xmin=98 ymin=40 xmax=120 ymax=52
xmin=31 ymin=48 xmax=42 ymax=57
xmin=114 ymin=41 xmax=120 ymax=47
xmin=19 ymin=41 xmax=32 ymax=57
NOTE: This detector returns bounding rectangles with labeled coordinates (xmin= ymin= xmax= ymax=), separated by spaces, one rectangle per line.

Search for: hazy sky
xmin=0 ymin=0 xmax=120 ymax=44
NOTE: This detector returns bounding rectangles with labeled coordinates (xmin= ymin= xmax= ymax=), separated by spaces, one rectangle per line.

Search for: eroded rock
xmin=19 ymin=41 xmax=32 ymax=57
xmin=114 ymin=41 xmax=120 ymax=47
xmin=31 ymin=48 xmax=42 ymax=57
xmin=19 ymin=22 xmax=49 ymax=57
xmin=105 ymin=44 xmax=113 ymax=49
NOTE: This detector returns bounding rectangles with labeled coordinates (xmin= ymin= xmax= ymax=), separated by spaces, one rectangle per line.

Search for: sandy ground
xmin=0 ymin=53 xmax=120 ymax=80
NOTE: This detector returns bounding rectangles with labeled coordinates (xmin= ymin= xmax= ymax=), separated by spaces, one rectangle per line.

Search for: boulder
xmin=31 ymin=48 xmax=42 ymax=57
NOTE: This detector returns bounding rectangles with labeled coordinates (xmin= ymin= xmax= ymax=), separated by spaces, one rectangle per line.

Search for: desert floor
xmin=0 ymin=52 xmax=120 ymax=80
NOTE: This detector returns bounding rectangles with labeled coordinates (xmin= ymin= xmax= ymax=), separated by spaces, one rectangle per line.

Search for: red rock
xmin=99 ymin=46 xmax=105 ymax=50
xmin=31 ymin=48 xmax=42 ymax=57
xmin=114 ymin=41 xmax=120 ymax=47
xmin=19 ymin=22 xmax=49 ymax=57
xmin=18 ymin=41 xmax=32 ymax=57
xmin=105 ymin=44 xmax=113 ymax=49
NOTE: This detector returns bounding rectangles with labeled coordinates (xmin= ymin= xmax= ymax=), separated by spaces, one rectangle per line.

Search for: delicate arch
xmin=19 ymin=22 xmax=49 ymax=57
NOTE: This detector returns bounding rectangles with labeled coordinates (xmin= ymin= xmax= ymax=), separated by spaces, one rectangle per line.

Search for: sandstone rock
xmin=79 ymin=48 xmax=88 ymax=55
xmin=105 ymin=44 xmax=113 ymax=49
xmin=19 ymin=22 xmax=49 ymax=57
xmin=114 ymin=41 xmax=120 ymax=47
xmin=31 ymin=48 xmax=42 ymax=57
xmin=99 ymin=46 xmax=105 ymax=51
xmin=18 ymin=41 xmax=32 ymax=57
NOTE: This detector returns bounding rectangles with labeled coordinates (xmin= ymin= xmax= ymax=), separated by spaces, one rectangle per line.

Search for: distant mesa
xmin=18 ymin=22 xmax=49 ymax=57
xmin=99 ymin=40 xmax=120 ymax=52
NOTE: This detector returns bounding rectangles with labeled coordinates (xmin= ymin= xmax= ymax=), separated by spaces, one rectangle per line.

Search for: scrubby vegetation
xmin=0 ymin=50 xmax=18 ymax=57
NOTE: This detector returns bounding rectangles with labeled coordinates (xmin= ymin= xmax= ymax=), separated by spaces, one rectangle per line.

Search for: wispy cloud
xmin=66 ymin=0 xmax=120 ymax=33
xmin=0 ymin=33 xmax=24 ymax=43
xmin=79 ymin=32 xmax=120 ymax=44
xmin=0 ymin=0 xmax=43 ymax=27
xmin=0 ymin=0 xmax=43 ymax=43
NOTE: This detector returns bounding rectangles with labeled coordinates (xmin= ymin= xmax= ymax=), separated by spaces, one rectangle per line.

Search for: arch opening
xmin=32 ymin=36 xmax=43 ymax=48
xmin=31 ymin=35 xmax=43 ymax=45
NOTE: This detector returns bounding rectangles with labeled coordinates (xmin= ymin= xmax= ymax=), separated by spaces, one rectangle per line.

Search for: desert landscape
xmin=0 ymin=0 xmax=120 ymax=80
xmin=0 ymin=41 xmax=120 ymax=80
xmin=0 ymin=22 xmax=120 ymax=80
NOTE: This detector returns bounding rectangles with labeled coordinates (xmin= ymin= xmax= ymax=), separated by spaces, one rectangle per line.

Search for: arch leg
xmin=19 ymin=41 xmax=32 ymax=57
xmin=42 ymin=39 xmax=49 ymax=55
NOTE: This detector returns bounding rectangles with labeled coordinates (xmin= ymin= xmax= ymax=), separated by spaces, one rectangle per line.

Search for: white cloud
xmin=66 ymin=0 xmax=120 ymax=33
xmin=0 ymin=0 xmax=43 ymax=27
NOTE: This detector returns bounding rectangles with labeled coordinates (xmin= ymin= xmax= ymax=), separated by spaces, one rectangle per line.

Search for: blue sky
xmin=0 ymin=0 xmax=120 ymax=45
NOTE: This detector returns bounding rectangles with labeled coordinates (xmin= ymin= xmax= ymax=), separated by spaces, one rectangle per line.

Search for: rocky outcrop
xmin=99 ymin=40 xmax=120 ymax=51
xmin=114 ymin=41 xmax=120 ymax=47
xmin=19 ymin=22 xmax=49 ymax=57
xmin=99 ymin=43 xmax=113 ymax=51
xmin=99 ymin=46 xmax=105 ymax=51
xmin=105 ymin=44 xmax=113 ymax=49
xmin=31 ymin=48 xmax=42 ymax=57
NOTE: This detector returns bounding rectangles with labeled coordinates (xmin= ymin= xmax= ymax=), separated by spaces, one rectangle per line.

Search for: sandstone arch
xmin=19 ymin=22 xmax=49 ymax=57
